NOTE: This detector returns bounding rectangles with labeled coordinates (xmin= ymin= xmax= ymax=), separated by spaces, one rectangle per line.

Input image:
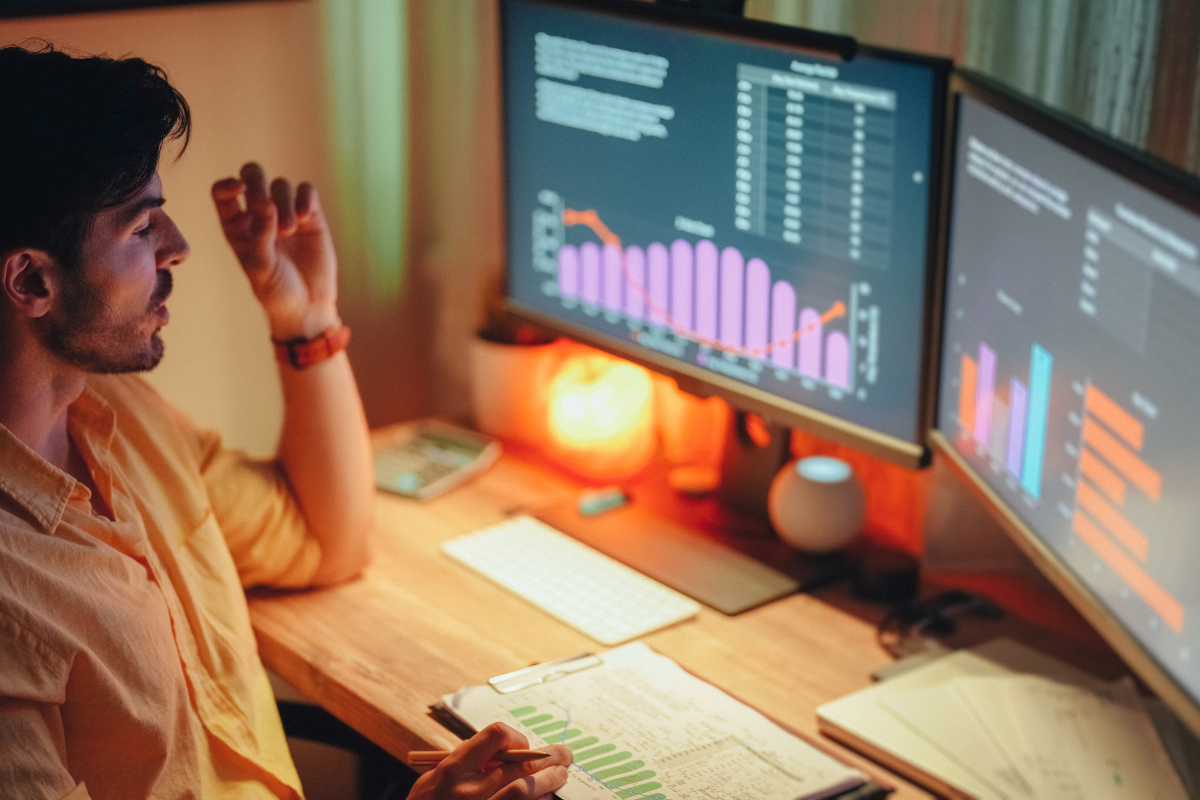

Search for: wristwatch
xmin=272 ymin=324 xmax=352 ymax=370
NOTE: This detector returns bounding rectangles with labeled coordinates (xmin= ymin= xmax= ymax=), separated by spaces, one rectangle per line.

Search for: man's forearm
xmin=276 ymin=350 xmax=374 ymax=585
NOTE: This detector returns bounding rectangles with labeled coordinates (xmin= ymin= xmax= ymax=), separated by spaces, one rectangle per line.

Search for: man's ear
xmin=1 ymin=249 xmax=60 ymax=319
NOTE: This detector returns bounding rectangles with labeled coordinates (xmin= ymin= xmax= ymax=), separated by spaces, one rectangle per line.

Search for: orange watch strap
xmin=273 ymin=325 xmax=352 ymax=370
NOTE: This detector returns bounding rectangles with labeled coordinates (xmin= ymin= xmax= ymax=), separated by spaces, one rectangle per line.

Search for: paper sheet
xmin=443 ymin=642 xmax=866 ymax=800
xmin=955 ymin=674 xmax=1189 ymax=800
xmin=881 ymin=682 xmax=1031 ymax=800
xmin=955 ymin=675 xmax=1087 ymax=799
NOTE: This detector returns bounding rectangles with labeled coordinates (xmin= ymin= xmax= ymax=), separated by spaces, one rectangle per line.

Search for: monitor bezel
xmin=497 ymin=0 xmax=951 ymax=469
xmin=930 ymin=69 xmax=1200 ymax=739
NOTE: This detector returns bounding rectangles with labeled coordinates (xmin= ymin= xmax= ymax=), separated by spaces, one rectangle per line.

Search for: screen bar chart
xmin=1069 ymin=383 xmax=1180 ymax=632
xmin=534 ymin=192 xmax=876 ymax=396
xmin=957 ymin=342 xmax=1053 ymax=499
xmin=557 ymin=239 xmax=854 ymax=389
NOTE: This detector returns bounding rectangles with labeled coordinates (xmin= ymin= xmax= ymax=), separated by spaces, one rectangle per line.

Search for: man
xmin=0 ymin=44 xmax=570 ymax=800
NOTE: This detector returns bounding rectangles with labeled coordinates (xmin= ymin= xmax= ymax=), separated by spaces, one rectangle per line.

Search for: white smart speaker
xmin=768 ymin=456 xmax=866 ymax=552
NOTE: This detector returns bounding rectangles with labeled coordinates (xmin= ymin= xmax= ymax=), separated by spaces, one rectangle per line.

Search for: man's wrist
xmin=273 ymin=324 xmax=352 ymax=370
xmin=268 ymin=306 xmax=342 ymax=341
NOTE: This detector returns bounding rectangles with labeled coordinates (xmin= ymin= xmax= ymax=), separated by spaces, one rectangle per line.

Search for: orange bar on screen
xmin=1073 ymin=510 xmax=1183 ymax=631
xmin=1081 ymin=418 xmax=1162 ymax=501
xmin=1079 ymin=449 xmax=1126 ymax=505
xmin=1076 ymin=481 xmax=1148 ymax=560
xmin=1085 ymin=384 xmax=1144 ymax=450
xmin=959 ymin=355 xmax=978 ymax=436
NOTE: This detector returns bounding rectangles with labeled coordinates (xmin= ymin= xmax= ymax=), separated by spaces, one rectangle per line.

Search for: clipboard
xmin=429 ymin=643 xmax=893 ymax=800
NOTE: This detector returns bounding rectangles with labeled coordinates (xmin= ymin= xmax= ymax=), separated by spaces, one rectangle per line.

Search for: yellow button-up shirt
xmin=0 ymin=375 xmax=323 ymax=799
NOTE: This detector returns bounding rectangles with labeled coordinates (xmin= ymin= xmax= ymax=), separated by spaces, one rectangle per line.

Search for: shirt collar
xmin=0 ymin=383 xmax=115 ymax=533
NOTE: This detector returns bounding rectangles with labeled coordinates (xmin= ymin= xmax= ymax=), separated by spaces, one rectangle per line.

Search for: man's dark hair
xmin=0 ymin=42 xmax=190 ymax=272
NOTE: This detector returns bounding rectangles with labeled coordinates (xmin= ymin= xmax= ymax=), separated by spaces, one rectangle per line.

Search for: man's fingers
xmin=272 ymin=178 xmax=296 ymax=234
xmin=296 ymin=182 xmax=314 ymax=217
xmin=529 ymin=744 xmax=572 ymax=768
xmin=211 ymin=178 xmax=246 ymax=227
xmin=476 ymin=743 xmax=572 ymax=798
xmin=240 ymin=162 xmax=269 ymax=207
xmin=452 ymin=722 xmax=530 ymax=773
xmin=493 ymin=766 xmax=570 ymax=800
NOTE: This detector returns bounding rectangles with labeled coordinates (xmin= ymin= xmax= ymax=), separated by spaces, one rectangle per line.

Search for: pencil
xmin=405 ymin=749 xmax=550 ymax=764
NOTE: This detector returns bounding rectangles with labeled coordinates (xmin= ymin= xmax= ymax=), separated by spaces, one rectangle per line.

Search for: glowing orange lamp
xmin=545 ymin=352 xmax=656 ymax=482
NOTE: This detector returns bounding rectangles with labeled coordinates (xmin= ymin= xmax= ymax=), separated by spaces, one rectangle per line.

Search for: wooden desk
xmin=246 ymin=444 xmax=1041 ymax=799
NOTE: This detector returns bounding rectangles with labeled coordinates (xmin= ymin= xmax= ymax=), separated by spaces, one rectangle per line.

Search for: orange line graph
xmin=562 ymin=209 xmax=621 ymax=247
xmin=561 ymin=208 xmax=846 ymax=363
xmin=817 ymin=302 xmax=847 ymax=327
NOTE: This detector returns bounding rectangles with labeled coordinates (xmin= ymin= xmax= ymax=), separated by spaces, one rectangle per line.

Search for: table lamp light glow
xmin=545 ymin=353 xmax=656 ymax=481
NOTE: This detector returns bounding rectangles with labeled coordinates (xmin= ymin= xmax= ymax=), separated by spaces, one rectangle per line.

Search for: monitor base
xmin=534 ymin=461 xmax=853 ymax=615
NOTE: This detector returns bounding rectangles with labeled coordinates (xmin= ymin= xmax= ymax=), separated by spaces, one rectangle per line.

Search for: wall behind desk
xmin=0 ymin=0 xmax=335 ymax=458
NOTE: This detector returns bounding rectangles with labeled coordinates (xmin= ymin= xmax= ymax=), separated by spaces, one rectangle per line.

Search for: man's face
xmin=40 ymin=174 xmax=190 ymax=374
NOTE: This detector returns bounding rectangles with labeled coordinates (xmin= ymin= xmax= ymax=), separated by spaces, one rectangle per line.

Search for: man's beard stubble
xmin=41 ymin=269 xmax=172 ymax=374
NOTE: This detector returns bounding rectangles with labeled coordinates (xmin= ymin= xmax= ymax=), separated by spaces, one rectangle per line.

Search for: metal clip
xmin=488 ymin=652 xmax=604 ymax=694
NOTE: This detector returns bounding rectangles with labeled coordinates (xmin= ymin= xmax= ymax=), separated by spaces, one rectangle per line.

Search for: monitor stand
xmin=535 ymin=413 xmax=852 ymax=614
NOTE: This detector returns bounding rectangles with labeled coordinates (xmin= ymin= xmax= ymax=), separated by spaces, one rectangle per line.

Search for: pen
xmin=405 ymin=749 xmax=550 ymax=764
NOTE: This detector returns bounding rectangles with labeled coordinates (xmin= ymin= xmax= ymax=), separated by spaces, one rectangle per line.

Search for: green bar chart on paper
xmin=441 ymin=642 xmax=866 ymax=800
xmin=510 ymin=704 xmax=668 ymax=799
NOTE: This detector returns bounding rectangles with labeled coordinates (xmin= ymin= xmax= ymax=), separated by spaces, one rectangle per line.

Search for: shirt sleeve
xmin=106 ymin=376 xmax=324 ymax=590
xmin=192 ymin=427 xmax=323 ymax=590
xmin=0 ymin=603 xmax=80 ymax=800
xmin=0 ymin=700 xmax=83 ymax=800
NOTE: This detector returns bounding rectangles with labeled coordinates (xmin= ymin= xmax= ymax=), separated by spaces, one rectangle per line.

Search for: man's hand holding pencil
xmin=407 ymin=722 xmax=573 ymax=800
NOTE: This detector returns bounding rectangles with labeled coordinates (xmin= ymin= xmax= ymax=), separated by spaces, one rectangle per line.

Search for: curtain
xmin=319 ymin=0 xmax=408 ymax=307
xmin=746 ymin=0 xmax=1200 ymax=173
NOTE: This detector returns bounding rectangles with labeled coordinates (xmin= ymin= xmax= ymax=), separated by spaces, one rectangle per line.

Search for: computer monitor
xmin=932 ymin=70 xmax=1200 ymax=737
xmin=500 ymin=0 xmax=949 ymax=469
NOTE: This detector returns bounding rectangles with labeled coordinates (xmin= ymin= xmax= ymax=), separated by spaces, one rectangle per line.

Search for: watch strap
xmin=273 ymin=325 xmax=352 ymax=370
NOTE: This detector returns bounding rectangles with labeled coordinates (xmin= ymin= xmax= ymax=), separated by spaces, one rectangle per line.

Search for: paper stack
xmin=818 ymin=639 xmax=1191 ymax=800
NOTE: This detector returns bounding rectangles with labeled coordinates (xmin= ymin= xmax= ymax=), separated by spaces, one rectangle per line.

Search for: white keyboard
xmin=442 ymin=516 xmax=701 ymax=645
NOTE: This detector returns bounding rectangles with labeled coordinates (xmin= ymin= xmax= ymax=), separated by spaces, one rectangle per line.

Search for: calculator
xmin=373 ymin=421 xmax=502 ymax=500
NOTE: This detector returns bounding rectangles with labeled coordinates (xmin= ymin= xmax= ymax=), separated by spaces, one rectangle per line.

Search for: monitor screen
xmin=935 ymin=73 xmax=1200 ymax=735
xmin=500 ymin=0 xmax=947 ymax=466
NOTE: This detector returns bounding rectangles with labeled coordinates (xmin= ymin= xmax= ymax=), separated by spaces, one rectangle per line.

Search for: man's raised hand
xmin=211 ymin=162 xmax=341 ymax=341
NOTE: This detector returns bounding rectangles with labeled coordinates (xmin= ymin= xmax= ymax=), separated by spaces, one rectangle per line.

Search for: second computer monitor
xmin=935 ymin=71 xmax=1200 ymax=737
xmin=501 ymin=0 xmax=948 ymax=466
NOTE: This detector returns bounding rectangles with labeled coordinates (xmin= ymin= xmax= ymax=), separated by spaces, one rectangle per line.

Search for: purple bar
xmin=744 ymin=258 xmax=770 ymax=358
xmin=1006 ymin=379 xmax=1028 ymax=478
xmin=602 ymin=243 xmax=623 ymax=314
xmin=825 ymin=331 xmax=851 ymax=389
xmin=798 ymin=307 xmax=822 ymax=378
xmin=973 ymin=343 xmax=996 ymax=445
xmin=623 ymin=245 xmax=646 ymax=320
xmin=671 ymin=239 xmax=694 ymax=334
xmin=695 ymin=240 xmax=719 ymax=343
xmin=647 ymin=242 xmax=670 ymax=326
xmin=770 ymin=281 xmax=797 ymax=369
xmin=719 ymin=247 xmax=744 ymax=348
xmin=580 ymin=241 xmax=601 ymax=306
xmin=558 ymin=244 xmax=579 ymax=299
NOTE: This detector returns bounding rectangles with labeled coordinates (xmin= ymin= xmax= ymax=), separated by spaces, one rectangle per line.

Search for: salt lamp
xmin=545 ymin=353 xmax=656 ymax=481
